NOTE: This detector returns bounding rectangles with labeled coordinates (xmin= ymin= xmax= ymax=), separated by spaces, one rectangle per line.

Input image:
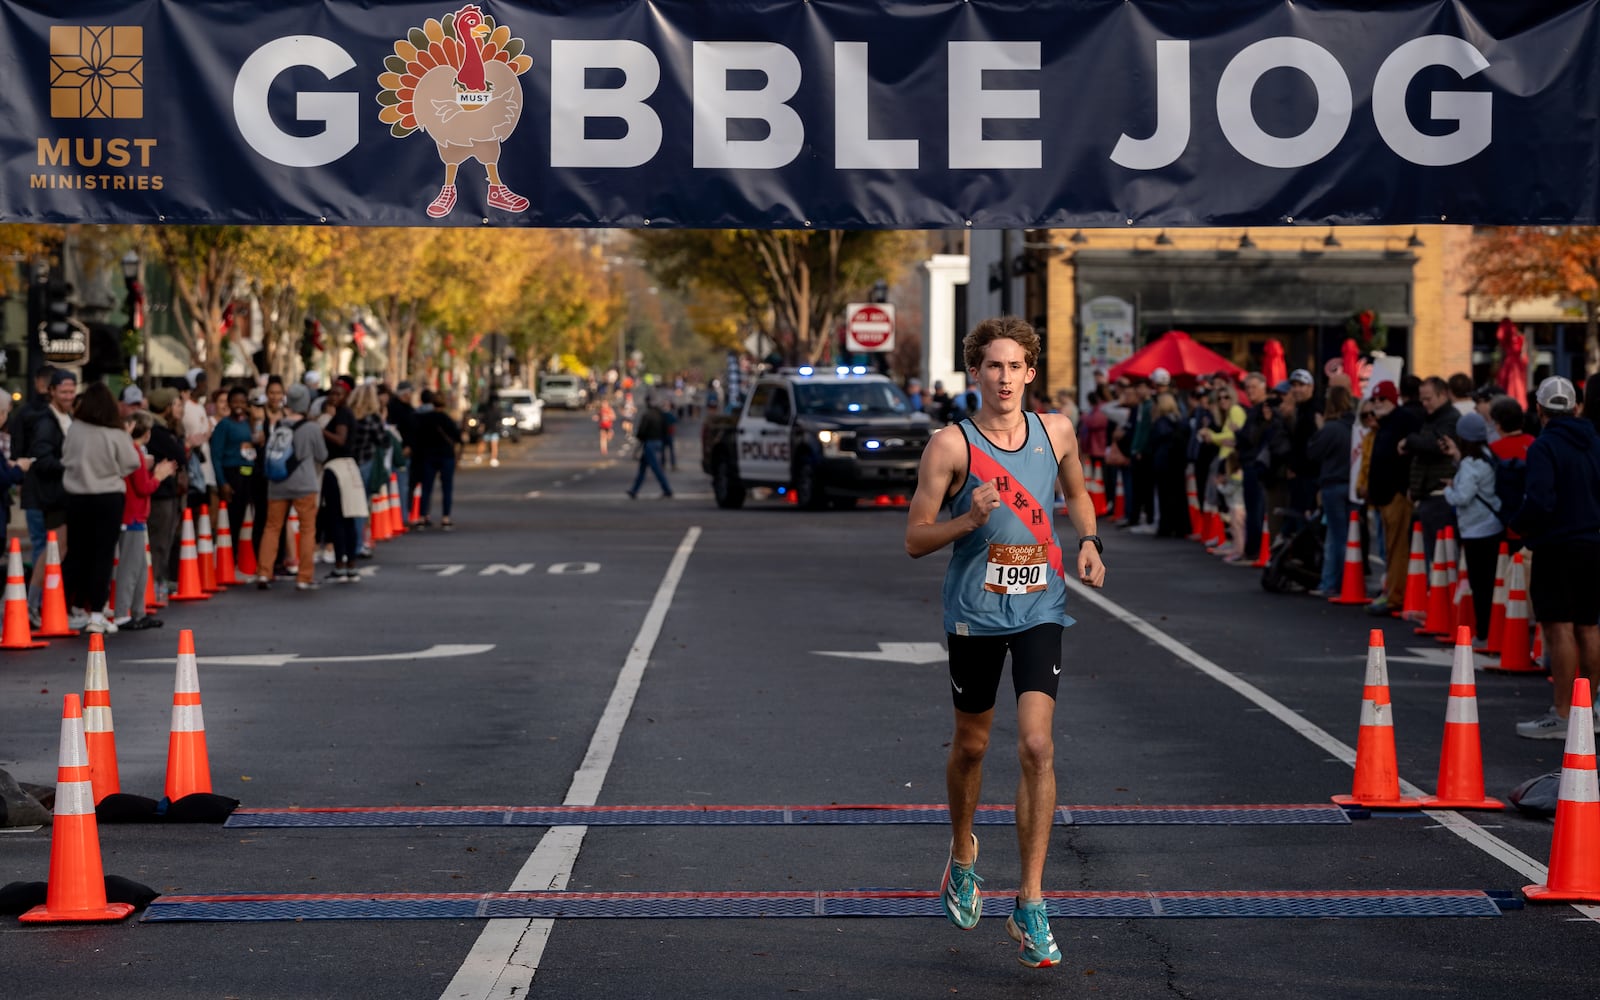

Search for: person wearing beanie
xmin=1440 ymin=410 xmax=1503 ymax=641
xmin=255 ymin=381 xmax=328 ymax=590
xmin=1364 ymin=380 xmax=1422 ymax=616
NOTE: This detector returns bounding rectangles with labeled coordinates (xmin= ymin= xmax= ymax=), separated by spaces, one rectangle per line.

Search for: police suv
xmin=700 ymin=366 xmax=931 ymax=509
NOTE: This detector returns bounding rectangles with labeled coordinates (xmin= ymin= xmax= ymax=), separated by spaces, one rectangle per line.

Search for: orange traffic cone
xmin=371 ymin=492 xmax=392 ymax=542
xmin=1487 ymin=553 xmax=1538 ymax=674
xmin=1524 ymin=678 xmax=1600 ymax=902
xmin=286 ymin=508 xmax=302 ymax=573
xmin=1086 ymin=461 xmax=1108 ymax=516
xmin=1 ymin=537 xmax=48 ymax=649
xmin=236 ymin=510 xmax=259 ymax=578
xmin=1329 ymin=511 xmax=1367 ymax=604
xmin=1533 ymin=624 xmax=1545 ymax=664
xmin=34 ymin=530 xmax=78 ymax=637
xmin=1252 ymin=517 xmax=1273 ymax=568
xmin=388 ymin=474 xmax=407 ymax=534
xmin=1476 ymin=543 xmax=1509 ymax=654
xmin=143 ymin=540 xmax=165 ymax=610
xmin=18 ymin=694 xmax=136 ymax=923
xmin=1419 ymin=627 xmax=1504 ymax=810
xmin=1415 ymin=531 xmax=1453 ymax=636
xmin=197 ymin=505 xmax=218 ymax=593
xmin=1112 ymin=489 xmax=1125 ymax=521
xmin=1446 ymin=548 xmax=1476 ymax=645
xmin=1333 ymin=630 xmax=1421 ymax=808
xmin=1185 ymin=471 xmax=1203 ymax=539
xmin=1399 ymin=522 xmax=1429 ymax=621
xmin=1202 ymin=505 xmax=1226 ymax=550
xmin=410 ymin=484 xmax=422 ymax=525
xmin=168 ymin=509 xmax=208 ymax=602
xmin=82 ymin=634 xmax=121 ymax=804
xmin=213 ymin=505 xmax=238 ymax=587
xmin=164 ymin=630 xmax=213 ymax=802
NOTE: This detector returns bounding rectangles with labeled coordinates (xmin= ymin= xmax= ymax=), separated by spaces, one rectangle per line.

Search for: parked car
xmin=497 ymin=388 xmax=544 ymax=435
xmin=538 ymin=373 xmax=589 ymax=409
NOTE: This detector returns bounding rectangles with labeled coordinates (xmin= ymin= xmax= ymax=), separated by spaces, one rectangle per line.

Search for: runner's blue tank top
xmin=941 ymin=413 xmax=1075 ymax=636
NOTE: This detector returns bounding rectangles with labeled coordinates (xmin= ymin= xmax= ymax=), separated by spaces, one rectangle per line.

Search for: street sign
xmin=845 ymin=303 xmax=895 ymax=353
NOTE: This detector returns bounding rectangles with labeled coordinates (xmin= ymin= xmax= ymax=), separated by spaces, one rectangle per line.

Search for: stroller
xmin=1260 ymin=508 xmax=1325 ymax=594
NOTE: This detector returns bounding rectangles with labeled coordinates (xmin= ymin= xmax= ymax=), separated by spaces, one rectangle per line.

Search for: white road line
xmin=1064 ymin=578 xmax=1600 ymax=923
xmin=441 ymin=526 xmax=703 ymax=999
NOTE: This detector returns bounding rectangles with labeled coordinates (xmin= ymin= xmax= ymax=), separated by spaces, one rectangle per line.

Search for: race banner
xmin=3 ymin=0 xmax=1597 ymax=228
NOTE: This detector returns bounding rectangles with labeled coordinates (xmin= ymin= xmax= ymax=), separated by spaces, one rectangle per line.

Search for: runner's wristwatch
xmin=1078 ymin=535 xmax=1103 ymax=555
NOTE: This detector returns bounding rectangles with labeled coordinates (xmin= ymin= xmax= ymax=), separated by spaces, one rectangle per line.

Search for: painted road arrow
xmin=813 ymin=642 xmax=947 ymax=665
xmin=128 ymin=643 xmax=495 ymax=667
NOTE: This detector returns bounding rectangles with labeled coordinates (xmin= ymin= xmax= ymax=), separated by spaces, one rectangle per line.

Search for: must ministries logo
xmin=50 ymin=25 xmax=143 ymax=119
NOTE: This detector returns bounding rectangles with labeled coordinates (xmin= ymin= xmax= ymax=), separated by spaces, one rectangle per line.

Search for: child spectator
xmin=114 ymin=410 xmax=176 ymax=630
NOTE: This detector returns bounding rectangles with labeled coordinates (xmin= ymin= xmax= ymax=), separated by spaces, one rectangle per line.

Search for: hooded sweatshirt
xmin=1508 ymin=416 xmax=1600 ymax=548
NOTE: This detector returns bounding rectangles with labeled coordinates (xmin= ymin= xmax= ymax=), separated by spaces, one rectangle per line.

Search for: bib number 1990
xmin=984 ymin=542 xmax=1049 ymax=595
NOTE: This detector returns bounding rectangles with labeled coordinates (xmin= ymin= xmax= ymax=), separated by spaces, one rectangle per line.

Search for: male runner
xmin=905 ymin=316 xmax=1106 ymax=968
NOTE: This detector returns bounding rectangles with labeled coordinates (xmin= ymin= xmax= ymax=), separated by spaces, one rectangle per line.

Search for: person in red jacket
xmin=113 ymin=410 xmax=177 ymax=630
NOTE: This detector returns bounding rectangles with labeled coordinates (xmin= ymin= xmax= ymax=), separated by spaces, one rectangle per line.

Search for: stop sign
xmin=845 ymin=303 xmax=896 ymax=352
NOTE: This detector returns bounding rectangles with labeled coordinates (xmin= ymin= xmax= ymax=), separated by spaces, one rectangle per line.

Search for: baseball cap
xmin=120 ymin=384 xmax=144 ymax=405
xmin=1371 ymin=381 xmax=1399 ymax=404
xmin=184 ymin=367 xmax=205 ymax=389
xmin=1456 ymin=411 xmax=1489 ymax=442
xmin=49 ymin=368 xmax=77 ymax=388
xmin=396 ymin=380 xmax=414 ymax=393
xmin=1149 ymin=367 xmax=1171 ymax=386
xmin=1535 ymin=375 xmax=1576 ymax=413
xmin=303 ymin=371 xmax=321 ymax=388
xmin=1289 ymin=369 xmax=1314 ymax=385
xmin=1272 ymin=380 xmax=1291 ymax=394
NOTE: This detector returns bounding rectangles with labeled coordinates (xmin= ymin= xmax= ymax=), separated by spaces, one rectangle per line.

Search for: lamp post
xmin=121 ymin=248 xmax=146 ymax=388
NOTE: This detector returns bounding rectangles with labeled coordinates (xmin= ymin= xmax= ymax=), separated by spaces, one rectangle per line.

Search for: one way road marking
xmin=813 ymin=642 xmax=946 ymax=665
xmin=128 ymin=643 xmax=495 ymax=667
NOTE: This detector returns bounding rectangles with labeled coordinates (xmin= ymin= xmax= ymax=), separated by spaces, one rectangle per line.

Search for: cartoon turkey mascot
xmin=377 ymin=4 xmax=534 ymax=218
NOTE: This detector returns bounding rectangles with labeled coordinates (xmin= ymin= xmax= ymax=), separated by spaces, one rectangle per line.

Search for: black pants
xmin=1461 ymin=534 xmax=1504 ymax=639
xmin=1130 ymin=453 xmax=1156 ymax=525
xmin=319 ymin=468 xmax=359 ymax=562
xmin=62 ymin=492 xmax=124 ymax=613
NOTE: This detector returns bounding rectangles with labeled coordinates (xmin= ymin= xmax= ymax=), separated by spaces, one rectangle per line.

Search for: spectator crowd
xmin=1 ymin=366 xmax=470 ymax=634
xmin=1076 ymin=362 xmax=1600 ymax=743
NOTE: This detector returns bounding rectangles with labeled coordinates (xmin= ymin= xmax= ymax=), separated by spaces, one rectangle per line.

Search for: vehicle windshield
xmin=500 ymin=392 xmax=534 ymax=404
xmin=794 ymin=381 xmax=910 ymax=417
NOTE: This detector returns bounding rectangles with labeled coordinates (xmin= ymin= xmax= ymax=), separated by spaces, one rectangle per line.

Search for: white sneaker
xmin=112 ymin=615 xmax=133 ymax=627
xmin=85 ymin=613 xmax=116 ymax=634
xmin=489 ymin=458 xmax=500 ymax=468
xmin=67 ymin=608 xmax=90 ymax=630
xmin=1516 ymin=707 xmax=1569 ymax=740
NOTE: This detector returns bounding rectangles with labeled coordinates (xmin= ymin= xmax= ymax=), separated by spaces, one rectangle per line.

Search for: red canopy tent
xmin=1107 ymin=330 xmax=1245 ymax=386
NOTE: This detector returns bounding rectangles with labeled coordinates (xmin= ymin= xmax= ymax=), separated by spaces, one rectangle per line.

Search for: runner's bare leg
xmin=946 ymin=708 xmax=993 ymax=865
xmin=1015 ymin=691 xmax=1057 ymax=900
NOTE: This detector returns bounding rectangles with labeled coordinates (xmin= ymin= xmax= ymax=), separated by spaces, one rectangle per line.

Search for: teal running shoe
xmin=1005 ymin=897 xmax=1062 ymax=968
xmin=939 ymin=835 xmax=982 ymax=929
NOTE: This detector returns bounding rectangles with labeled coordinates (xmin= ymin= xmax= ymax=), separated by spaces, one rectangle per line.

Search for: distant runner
xmin=905 ymin=316 xmax=1105 ymax=968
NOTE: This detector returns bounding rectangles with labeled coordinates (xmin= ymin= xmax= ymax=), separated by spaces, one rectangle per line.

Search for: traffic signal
xmin=44 ymin=279 xmax=74 ymax=342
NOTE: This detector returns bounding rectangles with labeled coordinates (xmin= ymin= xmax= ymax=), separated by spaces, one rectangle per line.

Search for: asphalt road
xmin=2 ymin=406 xmax=1595 ymax=999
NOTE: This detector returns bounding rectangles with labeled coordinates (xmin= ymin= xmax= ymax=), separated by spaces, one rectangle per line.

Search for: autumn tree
xmin=631 ymin=230 xmax=915 ymax=364
xmin=147 ymin=225 xmax=252 ymax=384
xmin=1465 ymin=226 xmax=1600 ymax=374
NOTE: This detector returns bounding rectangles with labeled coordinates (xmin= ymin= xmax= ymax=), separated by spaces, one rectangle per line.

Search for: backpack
xmin=1485 ymin=455 xmax=1526 ymax=525
xmin=263 ymin=421 xmax=299 ymax=482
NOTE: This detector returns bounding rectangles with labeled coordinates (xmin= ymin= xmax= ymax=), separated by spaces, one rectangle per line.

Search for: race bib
xmin=984 ymin=543 xmax=1049 ymax=595
xmin=240 ymin=445 xmax=256 ymax=461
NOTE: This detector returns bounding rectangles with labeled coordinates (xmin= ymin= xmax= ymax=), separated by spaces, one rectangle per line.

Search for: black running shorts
xmin=1529 ymin=539 xmax=1600 ymax=624
xmin=945 ymin=622 xmax=1064 ymax=715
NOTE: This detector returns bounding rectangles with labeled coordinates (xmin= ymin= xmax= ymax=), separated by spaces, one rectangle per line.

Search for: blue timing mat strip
xmin=142 ymin=889 xmax=1509 ymax=923
xmin=224 ymin=803 xmax=1356 ymax=829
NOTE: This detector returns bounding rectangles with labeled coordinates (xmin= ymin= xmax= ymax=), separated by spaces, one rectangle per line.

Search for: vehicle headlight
xmin=816 ymin=430 xmax=848 ymax=454
xmin=502 ymin=416 xmax=515 ymax=426
xmin=467 ymin=417 xmax=479 ymax=427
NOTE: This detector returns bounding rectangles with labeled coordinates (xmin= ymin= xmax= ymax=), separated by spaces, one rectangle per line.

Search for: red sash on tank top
xmin=966 ymin=443 xmax=1064 ymax=580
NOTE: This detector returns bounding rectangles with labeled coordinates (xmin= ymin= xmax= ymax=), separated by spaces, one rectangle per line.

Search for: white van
xmin=538 ymin=374 xmax=588 ymax=409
